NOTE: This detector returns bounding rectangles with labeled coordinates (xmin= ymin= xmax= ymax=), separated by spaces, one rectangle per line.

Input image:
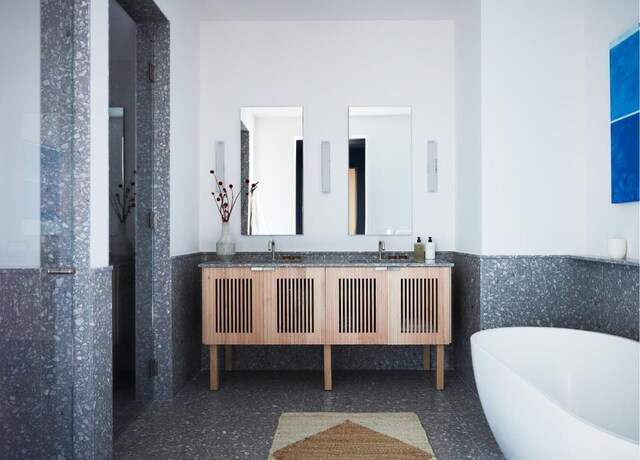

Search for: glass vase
xmin=216 ymin=221 xmax=235 ymax=259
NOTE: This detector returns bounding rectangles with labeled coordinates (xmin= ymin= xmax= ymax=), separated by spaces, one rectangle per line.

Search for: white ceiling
xmin=198 ymin=0 xmax=456 ymax=21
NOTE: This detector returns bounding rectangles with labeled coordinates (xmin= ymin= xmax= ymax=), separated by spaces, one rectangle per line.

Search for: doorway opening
xmin=109 ymin=0 xmax=169 ymax=438
xmin=349 ymin=138 xmax=366 ymax=235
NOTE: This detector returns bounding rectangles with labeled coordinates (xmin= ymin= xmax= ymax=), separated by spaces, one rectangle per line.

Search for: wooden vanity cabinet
xmin=203 ymin=265 xmax=452 ymax=391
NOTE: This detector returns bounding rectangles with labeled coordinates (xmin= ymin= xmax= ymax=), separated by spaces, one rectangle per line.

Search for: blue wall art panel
xmin=610 ymin=26 xmax=639 ymax=203
xmin=610 ymin=28 xmax=639 ymax=121
xmin=611 ymin=113 xmax=639 ymax=203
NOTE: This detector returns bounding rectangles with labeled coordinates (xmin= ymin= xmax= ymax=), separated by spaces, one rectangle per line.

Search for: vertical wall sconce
xmin=427 ymin=140 xmax=438 ymax=192
xmin=321 ymin=141 xmax=331 ymax=193
xmin=215 ymin=141 xmax=225 ymax=183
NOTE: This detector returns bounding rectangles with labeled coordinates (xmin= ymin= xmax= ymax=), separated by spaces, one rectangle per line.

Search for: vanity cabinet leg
xmin=423 ymin=345 xmax=431 ymax=370
xmin=210 ymin=345 xmax=219 ymax=391
xmin=225 ymin=345 xmax=233 ymax=371
xmin=324 ymin=345 xmax=332 ymax=391
xmin=436 ymin=345 xmax=444 ymax=390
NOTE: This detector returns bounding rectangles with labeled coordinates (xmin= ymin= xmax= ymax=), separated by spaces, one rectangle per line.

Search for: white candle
xmin=607 ymin=238 xmax=627 ymax=259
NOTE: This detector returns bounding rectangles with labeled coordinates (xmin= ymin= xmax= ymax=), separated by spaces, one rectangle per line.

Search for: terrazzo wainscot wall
xmin=451 ymin=253 xmax=639 ymax=392
xmin=172 ymin=251 xmax=638 ymax=395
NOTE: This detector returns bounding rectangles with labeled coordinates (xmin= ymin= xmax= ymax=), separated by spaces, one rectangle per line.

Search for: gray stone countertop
xmin=199 ymin=251 xmax=454 ymax=268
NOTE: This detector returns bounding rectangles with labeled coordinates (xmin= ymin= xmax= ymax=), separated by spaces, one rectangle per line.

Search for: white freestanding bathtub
xmin=471 ymin=327 xmax=639 ymax=460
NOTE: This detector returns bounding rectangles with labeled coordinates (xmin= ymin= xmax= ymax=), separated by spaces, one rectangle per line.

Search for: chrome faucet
xmin=378 ymin=240 xmax=385 ymax=260
xmin=268 ymin=240 xmax=276 ymax=260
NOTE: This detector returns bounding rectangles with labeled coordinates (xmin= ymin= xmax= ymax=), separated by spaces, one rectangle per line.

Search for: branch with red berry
xmin=209 ymin=170 xmax=258 ymax=222
xmin=109 ymin=171 xmax=136 ymax=223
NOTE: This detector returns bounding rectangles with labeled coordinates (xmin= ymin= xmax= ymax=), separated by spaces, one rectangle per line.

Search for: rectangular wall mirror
xmin=240 ymin=107 xmax=303 ymax=235
xmin=348 ymin=107 xmax=412 ymax=235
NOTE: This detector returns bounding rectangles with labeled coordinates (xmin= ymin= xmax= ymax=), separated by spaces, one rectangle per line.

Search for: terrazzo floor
xmin=114 ymin=370 xmax=504 ymax=460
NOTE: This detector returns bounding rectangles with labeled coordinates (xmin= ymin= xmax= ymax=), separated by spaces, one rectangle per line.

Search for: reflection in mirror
xmin=109 ymin=107 xmax=125 ymax=236
xmin=240 ymin=107 xmax=303 ymax=235
xmin=348 ymin=107 xmax=412 ymax=235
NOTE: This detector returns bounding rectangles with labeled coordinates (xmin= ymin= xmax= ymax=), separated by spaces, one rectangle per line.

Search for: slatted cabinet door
xmin=202 ymin=267 xmax=264 ymax=345
xmin=387 ymin=267 xmax=451 ymax=345
xmin=325 ymin=267 xmax=388 ymax=344
xmin=263 ymin=267 xmax=325 ymax=344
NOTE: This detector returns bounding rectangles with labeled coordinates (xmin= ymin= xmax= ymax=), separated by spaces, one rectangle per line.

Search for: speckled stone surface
xmin=171 ymin=254 xmax=203 ymax=396
xmin=202 ymin=345 xmax=454 ymax=372
xmin=480 ymin=256 xmax=639 ymax=338
xmin=41 ymin=270 xmax=74 ymax=458
xmin=39 ymin=0 xmax=116 ymax=457
xmin=88 ymin=267 xmax=114 ymax=459
xmin=452 ymin=254 xmax=640 ymax=391
xmin=240 ymin=125 xmax=250 ymax=234
xmin=0 ymin=267 xmax=113 ymax=460
xmin=480 ymin=256 xmax=578 ymax=330
xmin=0 ymin=269 xmax=46 ymax=458
xmin=116 ymin=0 xmax=167 ymax=23
xmin=40 ymin=0 xmax=75 ymax=269
xmin=199 ymin=251 xmax=454 ymax=268
xmin=133 ymin=17 xmax=172 ymax=401
xmin=569 ymin=258 xmax=639 ymax=341
xmin=134 ymin=21 xmax=156 ymax=403
xmin=450 ymin=253 xmax=481 ymax=393
xmin=114 ymin=370 xmax=503 ymax=460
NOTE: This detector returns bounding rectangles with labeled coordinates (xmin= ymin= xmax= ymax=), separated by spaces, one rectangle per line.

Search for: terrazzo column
xmin=0 ymin=0 xmax=117 ymax=457
xmin=240 ymin=124 xmax=250 ymax=234
xmin=134 ymin=19 xmax=172 ymax=401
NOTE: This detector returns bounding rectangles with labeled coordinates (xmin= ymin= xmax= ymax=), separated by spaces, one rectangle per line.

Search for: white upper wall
xmin=90 ymin=0 xmax=202 ymax=264
xmin=91 ymin=0 xmax=110 ymax=267
xmin=155 ymin=0 xmax=202 ymax=256
xmin=199 ymin=20 xmax=456 ymax=252
xmin=584 ymin=0 xmax=639 ymax=259
xmin=199 ymin=0 xmax=456 ymax=21
xmin=0 ymin=1 xmax=40 ymax=267
xmin=480 ymin=0 xmax=588 ymax=255
xmin=454 ymin=0 xmax=482 ymax=254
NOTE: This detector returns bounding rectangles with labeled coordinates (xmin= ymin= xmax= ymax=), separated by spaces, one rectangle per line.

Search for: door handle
xmin=46 ymin=268 xmax=76 ymax=275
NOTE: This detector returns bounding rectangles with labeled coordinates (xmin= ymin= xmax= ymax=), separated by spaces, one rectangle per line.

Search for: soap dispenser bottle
xmin=426 ymin=237 xmax=436 ymax=261
xmin=414 ymin=237 xmax=425 ymax=262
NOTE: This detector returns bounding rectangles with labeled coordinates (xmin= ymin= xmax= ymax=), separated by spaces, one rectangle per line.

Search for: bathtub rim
xmin=471 ymin=326 xmax=640 ymax=446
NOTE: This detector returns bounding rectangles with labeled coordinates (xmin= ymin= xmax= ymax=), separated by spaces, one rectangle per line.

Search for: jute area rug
xmin=268 ymin=412 xmax=436 ymax=460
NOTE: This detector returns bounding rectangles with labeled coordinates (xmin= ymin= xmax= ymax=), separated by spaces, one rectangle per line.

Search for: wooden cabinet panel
xmin=387 ymin=267 xmax=451 ymax=345
xmin=202 ymin=267 xmax=264 ymax=344
xmin=325 ymin=267 xmax=388 ymax=344
xmin=263 ymin=267 xmax=325 ymax=344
